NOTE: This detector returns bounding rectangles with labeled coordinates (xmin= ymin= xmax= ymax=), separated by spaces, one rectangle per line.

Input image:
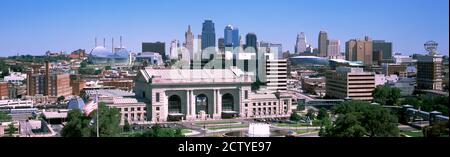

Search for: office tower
xmin=142 ymin=42 xmax=166 ymax=60
xmin=185 ymin=25 xmax=194 ymax=56
xmin=201 ymin=20 xmax=216 ymax=50
xmin=327 ymin=39 xmax=340 ymax=57
xmin=169 ymin=40 xmax=179 ymax=60
xmin=270 ymin=43 xmax=283 ymax=59
xmin=224 ymin=25 xmax=233 ymax=47
xmin=345 ymin=36 xmax=373 ymax=65
xmin=245 ymin=33 xmax=258 ymax=53
xmin=218 ymin=38 xmax=225 ymax=53
xmin=417 ymin=41 xmax=443 ymax=90
xmin=318 ymin=31 xmax=328 ymax=57
xmin=373 ymin=40 xmax=393 ymax=64
xmin=232 ymin=28 xmax=239 ymax=49
xmin=266 ymin=59 xmax=288 ymax=91
xmin=326 ymin=67 xmax=375 ymax=101
xmin=295 ymin=32 xmax=307 ymax=54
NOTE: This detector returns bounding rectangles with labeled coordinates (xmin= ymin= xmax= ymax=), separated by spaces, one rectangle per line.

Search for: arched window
xmin=168 ymin=95 xmax=182 ymax=113
xmin=222 ymin=93 xmax=234 ymax=111
xmin=196 ymin=94 xmax=208 ymax=114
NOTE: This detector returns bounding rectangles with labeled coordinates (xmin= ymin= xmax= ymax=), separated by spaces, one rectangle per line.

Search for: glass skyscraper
xmin=201 ymin=20 xmax=216 ymax=51
xmin=224 ymin=25 xmax=240 ymax=51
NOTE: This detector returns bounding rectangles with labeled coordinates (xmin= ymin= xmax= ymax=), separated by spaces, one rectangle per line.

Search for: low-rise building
xmin=326 ymin=67 xmax=375 ymax=101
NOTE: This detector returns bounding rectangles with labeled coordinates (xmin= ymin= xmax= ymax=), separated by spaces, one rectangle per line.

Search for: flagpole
xmin=96 ymin=90 xmax=99 ymax=137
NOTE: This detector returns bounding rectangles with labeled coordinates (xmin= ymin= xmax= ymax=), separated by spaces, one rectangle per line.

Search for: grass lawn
xmin=400 ymin=131 xmax=424 ymax=137
xmin=193 ymin=121 xmax=240 ymax=126
xmin=273 ymin=123 xmax=311 ymax=128
xmin=207 ymin=124 xmax=248 ymax=130
xmin=295 ymin=130 xmax=319 ymax=135
xmin=181 ymin=129 xmax=192 ymax=134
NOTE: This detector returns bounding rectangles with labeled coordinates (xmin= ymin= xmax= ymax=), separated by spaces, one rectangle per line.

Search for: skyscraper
xmin=245 ymin=33 xmax=257 ymax=53
xmin=327 ymin=39 xmax=340 ymax=58
xmin=224 ymin=25 xmax=233 ymax=47
xmin=201 ymin=20 xmax=216 ymax=51
xmin=373 ymin=40 xmax=393 ymax=64
xmin=318 ymin=31 xmax=328 ymax=57
xmin=295 ymin=32 xmax=307 ymax=54
xmin=218 ymin=38 xmax=225 ymax=53
xmin=346 ymin=36 xmax=373 ymax=65
xmin=185 ymin=25 xmax=194 ymax=56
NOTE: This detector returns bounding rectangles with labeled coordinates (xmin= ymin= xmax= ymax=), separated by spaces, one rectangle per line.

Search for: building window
xmin=144 ymin=107 xmax=147 ymax=111
xmin=156 ymin=107 xmax=160 ymax=111
xmin=244 ymin=90 xmax=248 ymax=99
xmin=253 ymin=103 xmax=256 ymax=106
xmin=156 ymin=93 xmax=160 ymax=102
xmin=245 ymin=103 xmax=248 ymax=107
xmin=131 ymin=108 xmax=134 ymax=111
xmin=268 ymin=102 xmax=271 ymax=106
xmin=142 ymin=91 xmax=146 ymax=98
xmin=124 ymin=108 xmax=128 ymax=112
xmin=137 ymin=107 xmax=141 ymax=111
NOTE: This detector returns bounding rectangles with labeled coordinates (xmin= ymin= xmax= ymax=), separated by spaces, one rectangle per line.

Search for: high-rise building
xmin=346 ymin=36 xmax=373 ymax=65
xmin=142 ymin=42 xmax=166 ymax=60
xmin=245 ymin=33 xmax=258 ymax=53
xmin=260 ymin=42 xmax=283 ymax=59
xmin=266 ymin=59 xmax=288 ymax=91
xmin=201 ymin=20 xmax=216 ymax=50
xmin=169 ymin=40 xmax=179 ymax=60
xmin=326 ymin=67 xmax=375 ymax=101
xmin=185 ymin=25 xmax=194 ymax=57
xmin=373 ymin=40 xmax=393 ymax=64
xmin=218 ymin=38 xmax=225 ymax=53
xmin=197 ymin=34 xmax=202 ymax=53
xmin=327 ymin=39 xmax=340 ymax=57
xmin=295 ymin=32 xmax=307 ymax=54
xmin=417 ymin=41 xmax=443 ymax=90
xmin=224 ymin=25 xmax=233 ymax=47
xmin=318 ymin=31 xmax=328 ymax=57
xmin=224 ymin=25 xmax=240 ymax=52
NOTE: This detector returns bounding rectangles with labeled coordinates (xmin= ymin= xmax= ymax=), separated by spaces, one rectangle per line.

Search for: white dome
xmin=91 ymin=46 xmax=112 ymax=57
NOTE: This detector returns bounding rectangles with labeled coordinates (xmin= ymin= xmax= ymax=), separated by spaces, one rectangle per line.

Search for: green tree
xmin=57 ymin=96 xmax=65 ymax=103
xmin=317 ymin=108 xmax=329 ymax=120
xmin=0 ymin=112 xmax=12 ymax=122
xmin=123 ymin=120 xmax=131 ymax=132
xmin=105 ymin=66 xmax=112 ymax=71
xmin=423 ymin=121 xmax=449 ymax=137
xmin=373 ymin=85 xmax=401 ymax=106
xmin=325 ymin=101 xmax=399 ymax=137
xmin=305 ymin=109 xmax=316 ymax=120
xmin=135 ymin=124 xmax=184 ymax=137
xmin=6 ymin=123 xmax=16 ymax=137
xmin=289 ymin=112 xmax=301 ymax=122
xmin=61 ymin=103 xmax=121 ymax=137
xmin=329 ymin=113 xmax=367 ymax=137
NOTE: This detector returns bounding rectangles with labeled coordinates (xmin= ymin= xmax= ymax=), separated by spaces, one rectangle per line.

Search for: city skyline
xmin=0 ymin=0 xmax=448 ymax=56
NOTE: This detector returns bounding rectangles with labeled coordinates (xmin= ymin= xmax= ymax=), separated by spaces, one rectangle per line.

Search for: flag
xmin=84 ymin=96 xmax=98 ymax=116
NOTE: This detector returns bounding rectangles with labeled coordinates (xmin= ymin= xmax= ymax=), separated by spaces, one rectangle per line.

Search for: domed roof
xmin=114 ymin=48 xmax=130 ymax=58
xmin=91 ymin=46 xmax=112 ymax=57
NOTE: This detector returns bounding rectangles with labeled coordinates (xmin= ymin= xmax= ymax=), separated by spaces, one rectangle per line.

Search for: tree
xmin=61 ymin=103 xmax=121 ymax=137
xmin=105 ymin=66 xmax=112 ymax=71
xmin=423 ymin=121 xmax=449 ymax=137
xmin=373 ymin=85 xmax=401 ymax=106
xmin=328 ymin=113 xmax=367 ymax=137
xmin=289 ymin=112 xmax=301 ymax=122
xmin=305 ymin=109 xmax=316 ymax=120
xmin=57 ymin=96 xmax=65 ymax=103
xmin=0 ymin=112 xmax=12 ymax=122
xmin=324 ymin=100 xmax=399 ymax=137
xmin=6 ymin=123 xmax=16 ymax=137
xmin=123 ymin=120 xmax=131 ymax=132
xmin=317 ymin=108 xmax=329 ymax=120
xmin=135 ymin=124 xmax=184 ymax=137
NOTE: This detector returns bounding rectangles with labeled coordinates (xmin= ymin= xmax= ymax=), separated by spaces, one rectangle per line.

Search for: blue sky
xmin=0 ymin=0 xmax=448 ymax=56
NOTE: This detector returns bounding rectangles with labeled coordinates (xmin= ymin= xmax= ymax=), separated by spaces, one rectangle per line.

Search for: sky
xmin=0 ymin=0 xmax=448 ymax=56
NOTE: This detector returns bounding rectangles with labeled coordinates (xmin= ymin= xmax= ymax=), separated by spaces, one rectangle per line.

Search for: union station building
xmin=134 ymin=67 xmax=293 ymax=123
